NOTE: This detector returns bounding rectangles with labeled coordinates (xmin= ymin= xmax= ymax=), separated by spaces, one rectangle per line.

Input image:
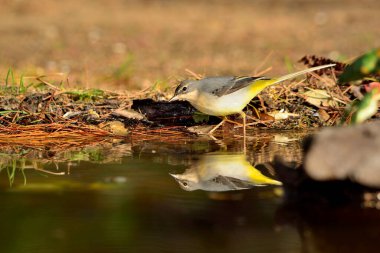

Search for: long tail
xmin=272 ymin=63 xmax=336 ymax=85
xmin=249 ymin=63 xmax=335 ymax=97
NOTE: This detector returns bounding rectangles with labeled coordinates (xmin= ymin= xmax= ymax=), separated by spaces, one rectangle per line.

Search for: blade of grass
xmin=19 ymin=74 xmax=26 ymax=94
xmin=5 ymin=68 xmax=13 ymax=86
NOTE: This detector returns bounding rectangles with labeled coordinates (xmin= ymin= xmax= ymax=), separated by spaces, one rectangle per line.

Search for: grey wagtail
xmin=170 ymin=64 xmax=335 ymax=136
xmin=170 ymin=152 xmax=281 ymax=191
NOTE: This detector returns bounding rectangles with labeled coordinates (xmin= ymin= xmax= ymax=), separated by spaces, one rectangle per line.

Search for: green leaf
xmin=351 ymin=88 xmax=380 ymax=124
xmin=338 ymin=48 xmax=380 ymax=83
xmin=192 ymin=112 xmax=209 ymax=123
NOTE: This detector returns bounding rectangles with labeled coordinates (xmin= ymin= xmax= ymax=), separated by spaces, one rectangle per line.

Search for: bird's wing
xmin=204 ymin=76 xmax=270 ymax=97
xmin=212 ymin=176 xmax=253 ymax=190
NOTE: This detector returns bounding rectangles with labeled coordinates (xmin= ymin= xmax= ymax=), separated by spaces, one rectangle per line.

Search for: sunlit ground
xmin=0 ymin=0 xmax=379 ymax=90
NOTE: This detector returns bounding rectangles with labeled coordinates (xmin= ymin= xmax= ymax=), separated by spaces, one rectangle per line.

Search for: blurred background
xmin=0 ymin=0 xmax=379 ymax=90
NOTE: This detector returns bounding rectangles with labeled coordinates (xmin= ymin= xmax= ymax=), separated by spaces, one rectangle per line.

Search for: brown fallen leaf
xmin=302 ymin=89 xmax=338 ymax=108
xmin=317 ymin=108 xmax=330 ymax=122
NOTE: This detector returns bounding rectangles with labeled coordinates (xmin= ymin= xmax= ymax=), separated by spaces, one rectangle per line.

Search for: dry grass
xmin=0 ymin=122 xmax=111 ymax=147
xmin=130 ymin=125 xmax=195 ymax=142
xmin=0 ymin=122 xmax=195 ymax=148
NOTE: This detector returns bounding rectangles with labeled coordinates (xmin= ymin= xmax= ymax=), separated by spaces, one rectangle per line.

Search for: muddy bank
xmin=0 ymin=59 xmax=359 ymax=136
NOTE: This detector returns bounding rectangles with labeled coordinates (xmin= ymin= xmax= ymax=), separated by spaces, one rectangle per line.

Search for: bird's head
xmin=169 ymin=79 xmax=198 ymax=102
xmin=169 ymin=173 xmax=199 ymax=191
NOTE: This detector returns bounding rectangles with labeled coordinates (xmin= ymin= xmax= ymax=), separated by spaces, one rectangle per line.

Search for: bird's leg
xmin=239 ymin=111 xmax=246 ymax=154
xmin=238 ymin=111 xmax=246 ymax=138
xmin=208 ymin=117 xmax=226 ymax=135
xmin=224 ymin=117 xmax=243 ymax=126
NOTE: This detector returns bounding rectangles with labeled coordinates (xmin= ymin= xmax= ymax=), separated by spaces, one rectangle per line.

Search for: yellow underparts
xmin=248 ymin=78 xmax=278 ymax=98
xmin=247 ymin=167 xmax=282 ymax=185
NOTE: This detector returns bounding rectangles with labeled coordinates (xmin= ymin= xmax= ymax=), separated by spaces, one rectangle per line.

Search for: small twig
xmin=257 ymin=95 xmax=267 ymax=114
xmin=255 ymin=66 xmax=273 ymax=77
xmin=254 ymin=51 xmax=273 ymax=76
xmin=34 ymin=168 xmax=66 ymax=175
xmin=185 ymin=68 xmax=203 ymax=80
xmin=342 ymin=85 xmax=353 ymax=95
xmin=36 ymin=76 xmax=61 ymax=90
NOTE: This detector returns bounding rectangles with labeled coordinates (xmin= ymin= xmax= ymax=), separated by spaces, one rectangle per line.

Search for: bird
xmin=170 ymin=152 xmax=281 ymax=192
xmin=170 ymin=64 xmax=336 ymax=137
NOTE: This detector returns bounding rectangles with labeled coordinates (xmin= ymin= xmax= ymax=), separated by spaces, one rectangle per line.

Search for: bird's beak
xmin=169 ymin=95 xmax=179 ymax=102
xmin=169 ymin=173 xmax=187 ymax=182
xmin=169 ymin=173 xmax=180 ymax=180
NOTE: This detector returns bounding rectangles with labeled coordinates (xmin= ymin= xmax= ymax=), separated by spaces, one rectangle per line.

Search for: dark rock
xmin=304 ymin=122 xmax=380 ymax=188
xmin=273 ymin=157 xmax=370 ymax=205
xmin=131 ymin=99 xmax=221 ymax=126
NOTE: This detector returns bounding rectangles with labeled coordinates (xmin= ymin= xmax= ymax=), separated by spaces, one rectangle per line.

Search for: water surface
xmin=0 ymin=131 xmax=378 ymax=253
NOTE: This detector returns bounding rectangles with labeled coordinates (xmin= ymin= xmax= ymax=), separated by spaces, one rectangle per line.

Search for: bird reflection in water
xmin=170 ymin=153 xmax=282 ymax=191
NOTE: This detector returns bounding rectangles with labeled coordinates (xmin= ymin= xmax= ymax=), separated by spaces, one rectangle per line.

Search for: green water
xmin=0 ymin=131 xmax=378 ymax=253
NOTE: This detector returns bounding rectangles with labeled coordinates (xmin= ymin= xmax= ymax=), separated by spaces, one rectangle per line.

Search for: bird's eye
xmin=182 ymin=86 xmax=187 ymax=92
xmin=182 ymin=182 xmax=188 ymax=186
